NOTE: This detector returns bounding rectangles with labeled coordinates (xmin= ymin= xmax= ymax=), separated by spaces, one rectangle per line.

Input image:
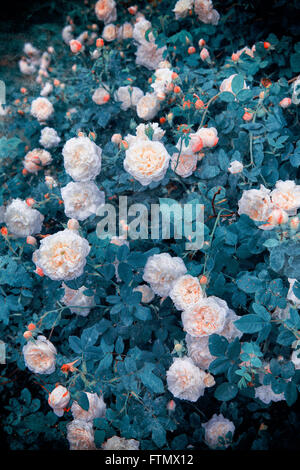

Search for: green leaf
xmin=214 ymin=382 xmax=238 ymax=401
xmin=77 ymin=391 xmax=90 ymax=411
xmin=208 ymin=334 xmax=229 ymax=356
xmin=138 ymin=363 xmax=164 ymax=394
xmin=231 ymin=74 xmax=245 ymax=94
xmin=234 ymin=314 xmax=268 ymax=333
xmin=237 ymin=274 xmax=263 ymax=293
xmin=284 ymin=382 xmax=298 ymax=406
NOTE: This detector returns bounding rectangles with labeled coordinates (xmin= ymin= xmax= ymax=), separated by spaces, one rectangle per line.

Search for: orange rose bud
xmin=171 ymin=72 xmax=178 ymax=80
xmin=96 ymin=38 xmax=104 ymax=48
xmin=188 ymin=46 xmax=196 ymax=54
xmin=243 ymin=111 xmax=253 ymax=121
xmin=264 ymin=41 xmax=271 ymax=49
xmin=195 ymin=99 xmax=205 ymax=109
xmin=231 ymin=53 xmax=239 ymax=61
xmin=0 ymin=227 xmax=8 ymax=236
xmin=35 ymin=267 xmax=44 ymax=277
xmin=174 ymin=85 xmax=181 ymax=94
xmin=26 ymin=236 xmax=37 ymax=245
xmin=120 ymin=140 xmax=129 ymax=150
xmin=20 ymin=87 xmax=27 ymax=94
xmin=27 ymin=323 xmax=36 ymax=331
xmin=23 ymin=331 xmax=32 ymax=339
xmin=26 ymin=198 xmax=35 ymax=207
xmin=159 ymin=117 xmax=166 ymax=124
xmin=128 ymin=5 xmax=138 ymax=15
xmin=148 ymin=77 xmax=153 ymax=84
xmin=22 ymin=168 xmax=28 ymax=176
xmin=53 ymin=79 xmax=60 ymax=86
xmin=199 ymin=275 xmax=208 ymax=285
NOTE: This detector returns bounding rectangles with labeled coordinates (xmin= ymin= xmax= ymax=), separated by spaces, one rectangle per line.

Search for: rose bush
xmin=1 ymin=0 xmax=300 ymax=451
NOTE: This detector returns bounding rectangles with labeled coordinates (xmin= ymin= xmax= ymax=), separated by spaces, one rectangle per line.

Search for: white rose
xmin=228 ymin=160 xmax=243 ymax=174
xmin=23 ymin=148 xmax=52 ymax=173
xmin=62 ymin=25 xmax=74 ymax=44
xmin=39 ymin=127 xmax=61 ymax=149
xmin=92 ymin=87 xmax=110 ymax=105
xmin=136 ymin=93 xmax=160 ymax=120
xmin=259 ymin=208 xmax=289 ymax=231
xmin=182 ymin=296 xmax=228 ymax=337
xmin=67 ymin=420 xmax=96 ymax=450
xmin=62 ymin=136 xmax=102 ymax=182
xmin=292 ymin=76 xmax=300 ymax=105
xmin=114 ymin=86 xmax=144 ymax=111
xmin=32 ymin=228 xmax=90 ymax=281
xmin=195 ymin=127 xmax=219 ymax=148
xmin=291 ymin=349 xmax=300 ymax=370
xmin=271 ymin=180 xmax=300 ymax=214
xmin=151 ymin=68 xmax=174 ymax=94
xmin=238 ymin=185 xmax=273 ymax=222
xmin=19 ymin=59 xmax=37 ymax=75
xmin=102 ymin=436 xmax=140 ymax=450
xmin=102 ymin=23 xmax=118 ymax=42
xmin=220 ymin=74 xmax=248 ymax=94
xmin=135 ymin=42 xmax=167 ymax=71
xmin=173 ymin=0 xmax=193 ymax=19
xmin=170 ymin=275 xmax=204 ymax=311
xmin=171 ymin=152 xmax=198 ymax=178
xmin=143 ymin=253 xmax=187 ymax=297
xmin=287 ymin=278 xmax=300 ymax=308
xmin=4 ymin=199 xmax=44 ymax=238
xmin=117 ymin=22 xmax=133 ymax=40
xmin=220 ymin=309 xmax=243 ymax=341
xmin=186 ymin=334 xmax=215 ymax=370
xmin=48 ymin=385 xmax=70 ymax=417
xmin=255 ymin=385 xmax=285 ymax=404
xmin=166 ymin=356 xmax=213 ymax=402
xmin=61 ymin=181 xmax=105 ymax=220
xmin=62 ymin=283 xmax=96 ymax=316
xmin=203 ymin=414 xmax=235 ymax=449
xmin=194 ymin=0 xmax=220 ymax=25
xmin=31 ymin=97 xmax=54 ymax=121
xmin=133 ymin=284 xmax=155 ymax=303
xmin=124 ymin=139 xmax=170 ymax=186
xmin=95 ymin=0 xmax=117 ymax=24
xmin=133 ymin=18 xmax=154 ymax=43
xmin=24 ymin=42 xmax=40 ymax=57
xmin=23 ymin=335 xmax=56 ymax=375
xmin=71 ymin=392 xmax=106 ymax=421
xmin=40 ymin=82 xmax=53 ymax=97
xmin=136 ymin=122 xmax=165 ymax=141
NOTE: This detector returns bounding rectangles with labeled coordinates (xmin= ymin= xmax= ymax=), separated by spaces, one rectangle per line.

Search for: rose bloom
xmin=92 ymin=86 xmax=110 ymax=105
xmin=117 ymin=22 xmax=133 ymax=40
xmin=287 ymin=278 xmax=300 ymax=308
xmin=232 ymin=45 xmax=255 ymax=60
xmin=238 ymin=185 xmax=273 ymax=222
xmin=62 ymin=136 xmax=102 ymax=182
xmin=48 ymin=385 xmax=70 ymax=417
xmin=133 ymin=284 xmax=155 ymax=303
xmin=62 ymin=283 xmax=96 ymax=316
xmin=67 ymin=420 xmax=96 ymax=451
xmin=61 ymin=181 xmax=105 ymax=220
xmin=125 ymin=123 xmax=165 ymax=147
xmin=194 ymin=127 xmax=218 ymax=148
xmin=40 ymin=82 xmax=53 ymax=97
xmin=170 ymin=275 xmax=204 ymax=311
xmin=292 ymin=75 xmax=300 ymax=105
xmin=171 ymin=152 xmax=198 ymax=178
xmin=279 ymin=97 xmax=292 ymax=108
xmin=203 ymin=414 xmax=235 ymax=449
xmin=194 ymin=0 xmax=220 ymax=25
xmin=228 ymin=160 xmax=243 ymax=174
xmin=135 ymin=42 xmax=167 ymax=71
xmin=23 ymin=148 xmax=52 ymax=173
xmin=220 ymin=309 xmax=243 ymax=341
xmin=4 ymin=199 xmax=44 ymax=238
xmin=124 ymin=139 xmax=170 ymax=186
xmin=220 ymin=74 xmax=248 ymax=95
xmin=271 ymin=180 xmax=300 ymax=214
xmin=39 ymin=127 xmax=61 ymax=149
xmin=95 ymin=0 xmax=117 ymax=24
xmin=291 ymin=349 xmax=300 ymax=370
xmin=32 ymin=228 xmax=90 ymax=281
xmin=133 ymin=18 xmax=154 ymax=43
xmin=102 ymin=23 xmax=118 ymax=42
xmin=102 ymin=436 xmax=140 ymax=450
xmin=151 ymin=68 xmax=174 ymax=95
xmin=173 ymin=0 xmax=193 ymax=19
xmin=23 ymin=335 xmax=56 ymax=374
xmin=71 ymin=392 xmax=106 ymax=422
xmin=186 ymin=334 xmax=215 ymax=370
xmin=31 ymin=97 xmax=54 ymax=121
xmin=255 ymin=385 xmax=285 ymax=404
xmin=114 ymin=85 xmax=144 ymax=111
xmin=181 ymin=296 xmax=228 ymax=337
xmin=166 ymin=356 xmax=214 ymax=402
xmin=136 ymin=92 xmax=160 ymax=120
xmin=259 ymin=208 xmax=289 ymax=231
xmin=19 ymin=59 xmax=37 ymax=75
xmin=143 ymin=252 xmax=187 ymax=297
xmin=62 ymin=25 xmax=74 ymax=44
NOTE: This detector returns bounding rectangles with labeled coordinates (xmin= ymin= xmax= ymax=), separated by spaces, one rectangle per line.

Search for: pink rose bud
xmin=279 ymin=97 xmax=292 ymax=108
xmin=26 ymin=236 xmax=37 ymax=246
xmin=167 ymin=400 xmax=176 ymax=411
xmin=200 ymin=48 xmax=209 ymax=61
xmin=70 ymin=40 xmax=82 ymax=53
xmin=67 ymin=219 xmax=80 ymax=231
